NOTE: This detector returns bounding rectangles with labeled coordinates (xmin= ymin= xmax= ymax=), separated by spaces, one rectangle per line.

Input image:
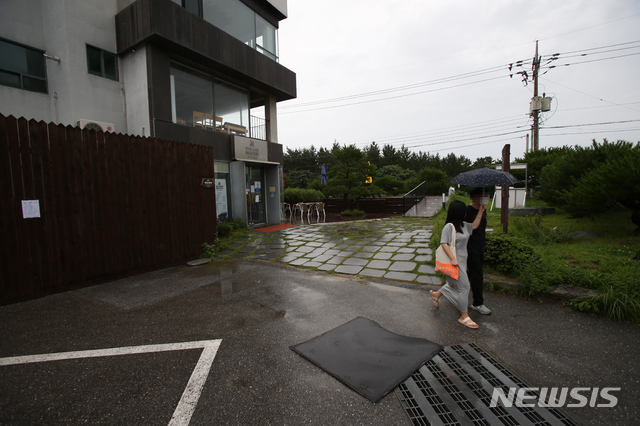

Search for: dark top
xmin=464 ymin=204 xmax=486 ymax=254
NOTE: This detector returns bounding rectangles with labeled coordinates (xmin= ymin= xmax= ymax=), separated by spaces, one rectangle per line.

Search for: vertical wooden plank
xmin=146 ymin=135 xmax=160 ymax=268
xmin=16 ymin=117 xmax=38 ymax=297
xmin=130 ymin=135 xmax=143 ymax=270
xmin=151 ymin=136 xmax=167 ymax=265
xmin=85 ymin=127 xmax=102 ymax=280
xmin=28 ymin=119 xmax=54 ymax=294
xmin=0 ymin=115 xmax=23 ymax=304
xmin=91 ymin=129 xmax=107 ymax=279
xmin=120 ymin=132 xmax=135 ymax=272
xmin=68 ymin=125 xmax=87 ymax=285
xmin=56 ymin=125 xmax=76 ymax=287
xmin=164 ymin=138 xmax=178 ymax=264
xmin=100 ymin=132 xmax=115 ymax=276
xmin=46 ymin=122 xmax=66 ymax=291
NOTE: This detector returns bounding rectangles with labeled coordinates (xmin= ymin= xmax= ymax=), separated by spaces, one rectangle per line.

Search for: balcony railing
xmin=251 ymin=115 xmax=266 ymax=140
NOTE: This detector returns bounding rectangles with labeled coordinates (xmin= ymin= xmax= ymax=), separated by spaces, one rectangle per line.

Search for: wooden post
xmin=501 ymin=144 xmax=510 ymax=233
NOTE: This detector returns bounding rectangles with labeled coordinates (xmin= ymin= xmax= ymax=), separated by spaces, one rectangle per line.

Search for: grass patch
xmin=202 ymin=220 xmax=253 ymax=258
xmin=341 ymin=209 xmax=366 ymax=215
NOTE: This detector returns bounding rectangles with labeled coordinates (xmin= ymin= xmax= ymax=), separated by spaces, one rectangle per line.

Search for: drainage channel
xmin=395 ymin=343 xmax=578 ymax=426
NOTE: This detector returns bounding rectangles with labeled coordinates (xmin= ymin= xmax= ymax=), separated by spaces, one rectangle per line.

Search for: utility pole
xmin=531 ymin=41 xmax=541 ymax=151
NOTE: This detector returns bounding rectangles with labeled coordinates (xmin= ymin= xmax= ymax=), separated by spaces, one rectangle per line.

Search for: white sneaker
xmin=471 ymin=305 xmax=492 ymax=315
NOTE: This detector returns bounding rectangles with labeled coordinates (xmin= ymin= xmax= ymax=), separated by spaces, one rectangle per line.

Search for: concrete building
xmin=0 ymin=0 xmax=296 ymax=226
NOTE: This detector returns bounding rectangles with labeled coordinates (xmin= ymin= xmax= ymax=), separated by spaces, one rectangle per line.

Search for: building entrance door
xmin=246 ymin=165 xmax=266 ymax=225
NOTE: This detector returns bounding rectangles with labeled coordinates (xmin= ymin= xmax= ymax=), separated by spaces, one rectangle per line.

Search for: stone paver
xmin=373 ymin=252 xmax=393 ymax=260
xmin=222 ymin=217 xmax=445 ymax=286
xmin=367 ymin=260 xmax=391 ymax=269
xmin=389 ymin=261 xmax=417 ymax=272
xmin=385 ymin=271 xmax=418 ymax=281
xmin=335 ymin=265 xmax=363 ymax=275
xmin=359 ymin=268 xmax=386 ymax=278
xmin=391 ymin=253 xmax=414 ymax=261
xmin=418 ymin=264 xmax=436 ymax=274
xmin=343 ymin=258 xmax=368 ymax=267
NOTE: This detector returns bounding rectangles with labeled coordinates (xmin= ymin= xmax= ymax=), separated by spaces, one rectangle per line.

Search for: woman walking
xmin=430 ymin=200 xmax=486 ymax=328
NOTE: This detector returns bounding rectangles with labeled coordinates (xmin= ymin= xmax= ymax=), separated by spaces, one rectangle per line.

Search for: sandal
xmin=458 ymin=317 xmax=479 ymax=329
xmin=430 ymin=290 xmax=439 ymax=308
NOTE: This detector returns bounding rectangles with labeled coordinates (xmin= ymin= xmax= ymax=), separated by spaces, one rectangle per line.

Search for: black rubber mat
xmin=396 ymin=343 xmax=578 ymax=426
xmin=290 ymin=317 xmax=443 ymax=403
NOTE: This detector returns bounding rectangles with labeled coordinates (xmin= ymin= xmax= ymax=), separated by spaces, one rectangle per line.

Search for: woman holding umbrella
xmin=430 ymin=200 xmax=486 ymax=329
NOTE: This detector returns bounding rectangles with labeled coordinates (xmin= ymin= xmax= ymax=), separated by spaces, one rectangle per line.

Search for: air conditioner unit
xmin=78 ymin=119 xmax=115 ymax=133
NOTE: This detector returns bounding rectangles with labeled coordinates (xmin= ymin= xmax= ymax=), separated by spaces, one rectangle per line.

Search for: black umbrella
xmin=449 ymin=168 xmax=518 ymax=186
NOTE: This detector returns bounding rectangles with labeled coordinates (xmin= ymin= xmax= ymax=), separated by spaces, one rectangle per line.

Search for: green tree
xmin=520 ymin=146 xmax=571 ymax=189
xmin=381 ymin=144 xmax=397 ymax=167
xmin=564 ymin=147 xmax=640 ymax=231
xmin=363 ymin=142 xmax=381 ymax=165
xmin=378 ymin=164 xmax=413 ymax=181
xmin=471 ymin=156 xmax=494 ymax=169
xmin=419 ymin=167 xmax=450 ymax=195
xmin=538 ymin=140 xmax=635 ymax=206
xmin=286 ymin=170 xmax=316 ymax=189
xmin=440 ymin=153 xmax=472 ymax=179
xmin=374 ymin=175 xmax=405 ymax=195
xmin=323 ymin=145 xmax=382 ymax=209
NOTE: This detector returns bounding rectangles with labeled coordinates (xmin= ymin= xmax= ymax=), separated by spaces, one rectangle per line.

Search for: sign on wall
xmin=233 ymin=136 xmax=268 ymax=162
xmin=215 ymin=179 xmax=228 ymax=215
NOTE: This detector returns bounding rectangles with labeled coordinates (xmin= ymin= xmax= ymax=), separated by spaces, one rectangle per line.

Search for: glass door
xmin=246 ymin=165 xmax=266 ymax=225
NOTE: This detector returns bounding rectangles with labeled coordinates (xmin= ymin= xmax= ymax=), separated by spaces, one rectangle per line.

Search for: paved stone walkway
xmin=218 ymin=217 xmax=443 ymax=286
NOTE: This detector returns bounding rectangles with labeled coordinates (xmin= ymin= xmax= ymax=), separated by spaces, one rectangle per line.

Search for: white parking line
xmin=0 ymin=339 xmax=222 ymax=426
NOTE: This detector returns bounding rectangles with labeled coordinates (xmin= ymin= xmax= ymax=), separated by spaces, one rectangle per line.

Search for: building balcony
xmin=115 ymin=0 xmax=296 ymax=103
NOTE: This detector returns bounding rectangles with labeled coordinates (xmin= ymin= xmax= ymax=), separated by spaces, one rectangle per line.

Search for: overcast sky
xmin=273 ymin=0 xmax=640 ymax=163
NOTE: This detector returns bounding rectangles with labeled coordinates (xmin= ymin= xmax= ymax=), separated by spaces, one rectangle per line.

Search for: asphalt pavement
xmin=1 ymin=217 xmax=639 ymax=425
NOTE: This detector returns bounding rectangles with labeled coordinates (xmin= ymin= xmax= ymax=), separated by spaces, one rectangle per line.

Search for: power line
xmin=280 ymin=75 xmax=508 ymax=114
xmin=280 ymin=64 xmax=512 ymax=110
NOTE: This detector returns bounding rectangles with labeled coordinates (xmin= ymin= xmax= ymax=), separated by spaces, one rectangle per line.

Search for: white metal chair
xmin=298 ymin=203 xmax=310 ymax=223
xmin=315 ymin=202 xmax=326 ymax=221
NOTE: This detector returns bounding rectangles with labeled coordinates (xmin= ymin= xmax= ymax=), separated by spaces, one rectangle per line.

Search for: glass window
xmin=172 ymin=0 xmax=200 ymax=15
xmin=215 ymin=80 xmax=249 ymax=131
xmin=203 ymin=0 xmax=255 ymax=47
xmin=103 ymin=52 xmax=118 ymax=80
xmin=170 ymin=63 xmax=214 ymax=128
xmin=87 ymin=45 xmax=103 ymax=76
xmin=86 ymin=44 xmax=118 ymax=81
xmin=0 ymin=38 xmax=47 ymax=93
xmin=255 ymin=15 xmax=278 ymax=60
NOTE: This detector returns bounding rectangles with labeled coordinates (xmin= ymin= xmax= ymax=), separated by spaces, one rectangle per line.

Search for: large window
xmin=170 ymin=64 xmax=214 ymax=127
xmin=0 ymin=38 xmax=47 ymax=93
xmin=170 ymin=63 xmax=249 ymax=135
xmin=255 ymin=14 xmax=278 ymax=60
xmin=215 ymin=80 xmax=249 ymax=132
xmin=174 ymin=0 xmax=279 ymax=61
xmin=86 ymin=45 xmax=118 ymax=81
xmin=203 ymin=0 xmax=255 ymax=47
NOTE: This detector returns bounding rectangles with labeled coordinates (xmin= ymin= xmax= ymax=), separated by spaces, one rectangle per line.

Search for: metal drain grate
xmin=396 ymin=344 xmax=579 ymax=426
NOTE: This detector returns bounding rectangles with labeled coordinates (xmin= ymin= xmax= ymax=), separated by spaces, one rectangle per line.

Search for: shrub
xmin=511 ymin=215 xmax=571 ymax=245
xmin=217 ymin=222 xmax=233 ymax=238
xmin=229 ymin=218 xmax=247 ymax=231
xmin=283 ymin=188 xmax=325 ymax=204
xmin=341 ymin=209 xmax=365 ymax=215
xmin=570 ymin=272 xmax=640 ymax=322
xmin=485 ymin=232 xmax=539 ymax=274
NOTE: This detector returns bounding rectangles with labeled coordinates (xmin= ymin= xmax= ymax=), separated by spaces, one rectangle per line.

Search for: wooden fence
xmin=323 ymin=197 xmax=407 ymax=215
xmin=0 ymin=115 xmax=217 ymax=305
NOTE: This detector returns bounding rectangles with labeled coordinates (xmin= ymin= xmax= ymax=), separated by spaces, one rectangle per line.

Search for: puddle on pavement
xmin=78 ymin=261 xmax=258 ymax=309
